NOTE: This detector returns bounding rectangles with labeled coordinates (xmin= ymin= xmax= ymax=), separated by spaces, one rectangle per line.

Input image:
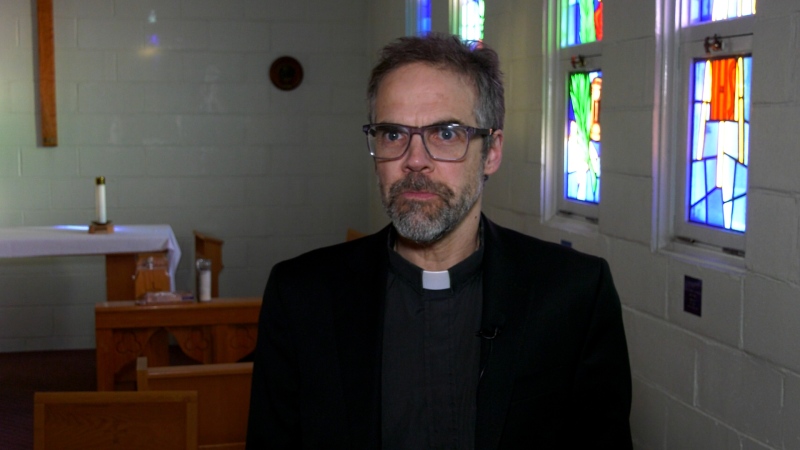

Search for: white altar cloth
xmin=0 ymin=224 xmax=181 ymax=289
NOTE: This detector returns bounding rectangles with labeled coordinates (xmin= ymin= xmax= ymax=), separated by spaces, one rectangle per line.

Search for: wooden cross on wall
xmin=37 ymin=0 xmax=57 ymax=147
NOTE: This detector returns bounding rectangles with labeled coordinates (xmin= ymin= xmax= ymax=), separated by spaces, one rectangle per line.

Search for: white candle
xmin=95 ymin=176 xmax=107 ymax=224
xmin=199 ymin=270 xmax=212 ymax=301
xmin=196 ymin=258 xmax=212 ymax=301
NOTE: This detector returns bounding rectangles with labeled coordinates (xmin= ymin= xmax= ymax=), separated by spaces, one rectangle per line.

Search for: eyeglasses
xmin=362 ymin=123 xmax=493 ymax=162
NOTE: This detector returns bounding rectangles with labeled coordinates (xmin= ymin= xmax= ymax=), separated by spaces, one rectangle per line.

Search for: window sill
xmin=660 ymin=239 xmax=746 ymax=273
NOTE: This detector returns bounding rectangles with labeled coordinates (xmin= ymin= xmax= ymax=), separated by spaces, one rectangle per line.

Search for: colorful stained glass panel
xmin=459 ymin=0 xmax=485 ymax=42
xmin=565 ymin=70 xmax=602 ymax=204
xmin=689 ymin=0 xmax=756 ymax=24
xmin=688 ymin=55 xmax=750 ymax=232
xmin=418 ymin=0 xmax=431 ymax=35
xmin=561 ymin=0 xmax=603 ymax=47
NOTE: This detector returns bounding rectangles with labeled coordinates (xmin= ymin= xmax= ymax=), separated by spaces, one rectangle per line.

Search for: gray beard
xmin=380 ymin=170 xmax=483 ymax=245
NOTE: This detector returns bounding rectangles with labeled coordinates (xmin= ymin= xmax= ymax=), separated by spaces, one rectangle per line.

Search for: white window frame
xmin=543 ymin=0 xmax=603 ymax=225
xmin=668 ymin=4 xmax=754 ymax=256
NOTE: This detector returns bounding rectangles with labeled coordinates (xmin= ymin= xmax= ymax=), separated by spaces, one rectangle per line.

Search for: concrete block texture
xmin=745 ymin=190 xmax=800 ymax=283
xmin=507 ymin=160 xmax=541 ymax=215
xmin=0 ymin=50 xmax=35 ymax=81
xmin=0 ymin=0 xmax=33 ymax=16
xmin=507 ymin=57 xmax=542 ymax=112
xmin=623 ymin=310 xmax=699 ymax=405
xmin=0 ymin=178 xmax=51 ymax=210
xmin=782 ymin=372 xmax=800 ymax=450
xmin=630 ymin=379 xmax=667 ymax=450
xmin=182 ymin=0 xmax=246 ymax=20
xmin=21 ymin=147 xmax=80 ymax=177
xmin=0 ymin=306 xmax=53 ymax=338
xmin=54 ymin=0 xmax=114 ymax=18
xmin=666 ymin=258 xmax=743 ymax=348
xmin=142 ymin=19 xmax=211 ymax=51
xmin=77 ymin=19 xmax=146 ymax=49
xmin=695 ymin=342 xmax=783 ymax=446
xmin=598 ymin=172 xmax=653 ymax=244
xmin=600 ymin=107 xmax=654 ymax=177
xmin=0 ymin=147 xmax=20 ymax=177
xmin=0 ymin=114 xmax=36 ymax=146
xmin=604 ymin=0 xmax=656 ymax=41
xmin=52 ymin=304 xmax=96 ymax=337
xmin=751 ymin=16 xmax=798 ymax=104
xmin=114 ymin=0 xmax=182 ymax=19
xmin=607 ymin=238 xmax=667 ymax=317
xmin=209 ymin=21 xmax=271 ymax=52
xmin=54 ymin=50 xmax=116 ymax=82
xmin=602 ymin=38 xmax=657 ymax=109
xmin=665 ymin=399 xmax=744 ymax=450
xmin=743 ymin=274 xmax=800 ymax=374
xmin=748 ymin=105 xmax=800 ymax=193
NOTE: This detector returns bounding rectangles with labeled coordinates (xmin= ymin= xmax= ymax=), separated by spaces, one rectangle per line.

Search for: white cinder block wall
xmin=470 ymin=0 xmax=800 ymax=449
xmin=0 ymin=0 xmax=371 ymax=351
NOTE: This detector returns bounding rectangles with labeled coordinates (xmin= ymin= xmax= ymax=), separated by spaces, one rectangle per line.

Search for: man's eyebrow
xmin=372 ymin=119 xmax=468 ymax=128
xmin=427 ymin=119 xmax=465 ymax=126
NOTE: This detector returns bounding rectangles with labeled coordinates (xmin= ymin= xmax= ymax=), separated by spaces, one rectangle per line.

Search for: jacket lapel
xmin=475 ymin=218 xmax=537 ymax=450
xmin=331 ymin=227 xmax=391 ymax=449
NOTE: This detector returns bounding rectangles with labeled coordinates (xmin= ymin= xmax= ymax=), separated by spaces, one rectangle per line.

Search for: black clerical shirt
xmin=381 ymin=234 xmax=483 ymax=450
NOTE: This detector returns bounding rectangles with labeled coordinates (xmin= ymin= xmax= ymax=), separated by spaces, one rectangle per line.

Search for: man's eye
xmin=438 ymin=128 xmax=455 ymax=140
xmin=385 ymin=131 xmax=402 ymax=141
xmin=430 ymin=126 xmax=464 ymax=143
xmin=376 ymin=127 xmax=406 ymax=145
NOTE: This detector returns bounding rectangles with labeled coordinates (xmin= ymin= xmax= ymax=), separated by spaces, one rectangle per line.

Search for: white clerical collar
xmin=422 ymin=270 xmax=450 ymax=290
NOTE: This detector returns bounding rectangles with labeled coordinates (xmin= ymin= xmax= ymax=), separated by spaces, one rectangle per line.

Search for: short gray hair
xmin=367 ymin=33 xmax=505 ymax=148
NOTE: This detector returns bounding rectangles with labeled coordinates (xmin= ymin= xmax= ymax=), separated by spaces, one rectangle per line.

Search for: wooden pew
xmin=136 ymin=357 xmax=252 ymax=450
xmin=34 ymin=390 xmax=198 ymax=450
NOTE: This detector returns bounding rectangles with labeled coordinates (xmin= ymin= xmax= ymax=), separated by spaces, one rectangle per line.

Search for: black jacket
xmin=247 ymin=217 xmax=632 ymax=449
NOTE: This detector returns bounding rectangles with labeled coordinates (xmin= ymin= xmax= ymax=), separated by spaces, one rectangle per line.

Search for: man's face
xmin=373 ymin=62 xmax=502 ymax=244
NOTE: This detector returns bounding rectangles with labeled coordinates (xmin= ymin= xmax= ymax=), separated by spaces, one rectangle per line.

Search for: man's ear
xmin=483 ymin=130 xmax=503 ymax=176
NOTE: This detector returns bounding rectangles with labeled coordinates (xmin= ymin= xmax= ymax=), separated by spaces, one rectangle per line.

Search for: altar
xmin=0 ymin=224 xmax=181 ymax=301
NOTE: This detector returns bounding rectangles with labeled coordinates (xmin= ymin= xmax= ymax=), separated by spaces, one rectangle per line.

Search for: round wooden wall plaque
xmin=269 ymin=56 xmax=303 ymax=91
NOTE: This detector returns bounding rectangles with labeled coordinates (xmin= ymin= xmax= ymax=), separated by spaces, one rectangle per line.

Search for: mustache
xmin=388 ymin=173 xmax=454 ymax=200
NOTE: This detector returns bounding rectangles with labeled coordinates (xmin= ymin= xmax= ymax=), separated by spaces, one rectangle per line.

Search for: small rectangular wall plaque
xmin=684 ymin=275 xmax=702 ymax=317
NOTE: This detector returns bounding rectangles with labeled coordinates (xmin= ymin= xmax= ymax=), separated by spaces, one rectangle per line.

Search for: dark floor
xmin=0 ymin=349 xmax=96 ymax=450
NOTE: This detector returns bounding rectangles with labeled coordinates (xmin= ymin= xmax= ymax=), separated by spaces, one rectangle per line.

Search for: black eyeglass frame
xmin=362 ymin=123 xmax=494 ymax=162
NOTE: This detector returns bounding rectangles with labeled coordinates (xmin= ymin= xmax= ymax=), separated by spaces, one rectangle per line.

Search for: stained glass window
xmin=417 ymin=0 xmax=431 ymax=35
xmin=688 ymin=55 xmax=750 ymax=232
xmin=565 ymin=70 xmax=602 ymax=204
xmin=561 ymin=0 xmax=603 ymax=47
xmin=458 ymin=0 xmax=485 ymax=42
xmin=689 ymin=0 xmax=756 ymax=24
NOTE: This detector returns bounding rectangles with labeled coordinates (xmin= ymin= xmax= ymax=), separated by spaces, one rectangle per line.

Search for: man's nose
xmin=403 ymin=133 xmax=433 ymax=171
